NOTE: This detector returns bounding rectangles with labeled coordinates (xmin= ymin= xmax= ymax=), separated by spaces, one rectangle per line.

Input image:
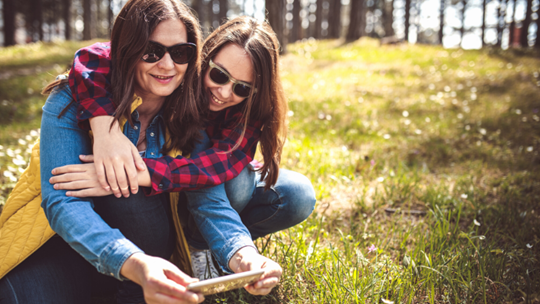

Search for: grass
xmin=1 ymin=38 xmax=539 ymax=303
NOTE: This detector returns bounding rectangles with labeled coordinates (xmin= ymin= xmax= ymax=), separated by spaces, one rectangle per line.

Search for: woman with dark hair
xmin=0 ymin=0 xmax=205 ymax=303
xmin=50 ymin=16 xmax=316 ymax=296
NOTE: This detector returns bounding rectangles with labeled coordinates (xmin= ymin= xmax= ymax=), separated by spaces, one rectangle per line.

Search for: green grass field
xmin=1 ymin=39 xmax=539 ymax=303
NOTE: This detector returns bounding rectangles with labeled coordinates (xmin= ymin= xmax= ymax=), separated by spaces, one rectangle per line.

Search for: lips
xmin=151 ymin=74 xmax=174 ymax=80
xmin=210 ymin=91 xmax=225 ymax=105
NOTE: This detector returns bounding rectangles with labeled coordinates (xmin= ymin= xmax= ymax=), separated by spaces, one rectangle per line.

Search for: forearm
xmin=40 ymin=85 xmax=142 ymax=280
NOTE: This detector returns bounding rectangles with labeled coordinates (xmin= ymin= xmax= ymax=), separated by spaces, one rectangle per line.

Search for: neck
xmin=135 ymin=94 xmax=166 ymax=120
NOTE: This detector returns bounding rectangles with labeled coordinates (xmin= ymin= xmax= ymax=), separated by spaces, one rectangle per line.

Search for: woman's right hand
xmin=121 ymin=253 xmax=204 ymax=304
xmin=89 ymin=116 xmax=146 ymax=198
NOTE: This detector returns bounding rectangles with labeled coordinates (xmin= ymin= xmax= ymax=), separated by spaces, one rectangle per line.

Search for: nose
xmin=218 ymin=82 xmax=234 ymax=99
xmin=157 ymin=52 xmax=175 ymax=70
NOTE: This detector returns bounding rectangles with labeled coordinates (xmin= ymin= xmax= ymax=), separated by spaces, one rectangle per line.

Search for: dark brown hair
xmin=201 ymin=16 xmax=288 ymax=189
xmin=110 ymin=0 xmax=203 ymax=154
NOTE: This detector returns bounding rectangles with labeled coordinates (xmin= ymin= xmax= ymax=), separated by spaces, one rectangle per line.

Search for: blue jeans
xmin=185 ymin=131 xmax=316 ymax=272
xmin=0 ymin=83 xmax=173 ymax=303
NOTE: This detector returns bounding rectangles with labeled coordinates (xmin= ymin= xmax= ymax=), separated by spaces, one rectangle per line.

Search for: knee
xmin=277 ymin=171 xmax=316 ymax=224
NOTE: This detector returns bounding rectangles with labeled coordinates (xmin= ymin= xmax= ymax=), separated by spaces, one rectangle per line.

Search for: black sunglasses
xmin=208 ymin=59 xmax=257 ymax=98
xmin=141 ymin=41 xmax=196 ymax=64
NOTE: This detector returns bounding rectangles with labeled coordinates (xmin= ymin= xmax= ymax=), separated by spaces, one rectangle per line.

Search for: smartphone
xmin=186 ymin=269 xmax=265 ymax=295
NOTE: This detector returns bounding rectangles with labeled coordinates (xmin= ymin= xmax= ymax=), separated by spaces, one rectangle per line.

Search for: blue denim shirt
xmin=40 ymin=84 xmax=166 ymax=280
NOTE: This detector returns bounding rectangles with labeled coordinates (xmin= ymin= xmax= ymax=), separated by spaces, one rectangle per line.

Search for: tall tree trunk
xmin=520 ymin=0 xmax=532 ymax=47
xmin=496 ymin=0 xmax=504 ymax=47
xmin=266 ymin=0 xmax=287 ymax=53
xmin=3 ymin=0 xmax=16 ymax=46
xmin=439 ymin=0 xmax=445 ymax=44
xmin=218 ymin=0 xmax=228 ymax=24
xmin=291 ymin=0 xmax=302 ymax=42
xmin=108 ymin=0 xmax=114 ymax=37
xmin=346 ymin=0 xmax=364 ymax=41
xmin=509 ymin=0 xmax=517 ymax=47
xmin=328 ymin=0 xmax=342 ymax=38
xmin=404 ymin=0 xmax=411 ymax=42
xmin=481 ymin=0 xmax=487 ymax=47
xmin=96 ymin=0 xmax=102 ymax=37
xmin=63 ymin=0 xmax=72 ymax=40
xmin=83 ymin=0 xmax=95 ymax=40
xmin=536 ymin=9 xmax=540 ymax=48
xmin=315 ymin=0 xmax=324 ymax=39
xmin=382 ymin=0 xmax=395 ymax=38
xmin=460 ymin=0 xmax=466 ymax=47
xmin=34 ymin=0 xmax=44 ymax=41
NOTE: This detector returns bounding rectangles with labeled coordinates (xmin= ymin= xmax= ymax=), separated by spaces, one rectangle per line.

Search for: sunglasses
xmin=141 ymin=41 xmax=196 ymax=65
xmin=208 ymin=59 xmax=257 ymax=98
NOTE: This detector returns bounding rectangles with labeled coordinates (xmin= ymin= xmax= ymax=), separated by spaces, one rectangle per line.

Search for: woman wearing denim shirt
xmin=0 ymin=0 xmax=205 ymax=303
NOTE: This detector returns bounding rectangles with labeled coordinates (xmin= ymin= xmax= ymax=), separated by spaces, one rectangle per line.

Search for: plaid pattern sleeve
xmin=68 ymin=42 xmax=115 ymax=130
xmin=143 ymin=109 xmax=263 ymax=195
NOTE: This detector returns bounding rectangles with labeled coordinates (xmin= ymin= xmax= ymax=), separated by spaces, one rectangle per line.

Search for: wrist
xmin=228 ymin=246 xmax=258 ymax=273
xmin=120 ymin=252 xmax=146 ymax=284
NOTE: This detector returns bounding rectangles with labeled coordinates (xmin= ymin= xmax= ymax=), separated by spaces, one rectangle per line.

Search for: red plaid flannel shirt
xmin=69 ymin=42 xmax=262 ymax=195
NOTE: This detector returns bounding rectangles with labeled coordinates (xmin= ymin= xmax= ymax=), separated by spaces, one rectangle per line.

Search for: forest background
xmin=1 ymin=0 xmax=540 ymax=303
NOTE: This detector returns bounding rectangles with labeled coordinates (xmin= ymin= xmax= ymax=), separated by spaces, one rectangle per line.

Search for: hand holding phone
xmin=186 ymin=269 xmax=265 ymax=295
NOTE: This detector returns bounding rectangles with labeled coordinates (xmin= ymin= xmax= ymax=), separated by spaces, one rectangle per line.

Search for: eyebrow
xmin=213 ymin=61 xmax=253 ymax=84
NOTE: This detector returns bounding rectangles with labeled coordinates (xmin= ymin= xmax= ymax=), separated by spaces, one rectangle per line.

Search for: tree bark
xmin=218 ymin=0 xmax=228 ymax=24
xmin=520 ymin=0 xmax=532 ymax=47
xmin=83 ymin=0 xmax=95 ymax=40
xmin=290 ymin=0 xmax=302 ymax=42
xmin=481 ymin=0 xmax=487 ymax=47
xmin=404 ymin=0 xmax=411 ymax=42
xmin=439 ymin=0 xmax=445 ymax=44
xmin=460 ymin=0 xmax=466 ymax=47
xmin=536 ymin=8 xmax=540 ymax=48
xmin=266 ymin=0 xmax=287 ymax=53
xmin=62 ymin=0 xmax=71 ymax=40
xmin=35 ymin=0 xmax=44 ymax=41
xmin=327 ymin=0 xmax=342 ymax=38
xmin=108 ymin=0 xmax=114 ymax=37
xmin=382 ymin=0 xmax=395 ymax=38
xmin=346 ymin=0 xmax=364 ymax=41
xmin=3 ymin=0 xmax=16 ymax=46
xmin=315 ymin=0 xmax=324 ymax=39
xmin=509 ymin=0 xmax=517 ymax=47
xmin=496 ymin=0 xmax=507 ymax=47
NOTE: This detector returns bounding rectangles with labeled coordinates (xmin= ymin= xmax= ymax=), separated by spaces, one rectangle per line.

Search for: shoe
xmin=189 ymin=246 xmax=220 ymax=280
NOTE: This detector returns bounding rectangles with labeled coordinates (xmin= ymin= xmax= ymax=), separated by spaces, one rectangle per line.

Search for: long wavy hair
xmin=109 ymin=0 xmax=203 ymax=154
xmin=201 ymin=16 xmax=288 ymax=189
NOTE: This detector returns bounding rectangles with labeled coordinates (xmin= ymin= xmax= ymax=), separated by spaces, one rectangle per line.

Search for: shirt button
xmin=150 ymin=132 xmax=155 ymax=137
xmin=110 ymin=273 xmax=114 ymax=276
xmin=80 ymin=111 xmax=84 ymax=115
xmin=158 ymin=184 xmax=163 ymax=189
xmin=150 ymin=152 xmax=155 ymax=156
xmin=134 ymin=126 xmax=138 ymax=130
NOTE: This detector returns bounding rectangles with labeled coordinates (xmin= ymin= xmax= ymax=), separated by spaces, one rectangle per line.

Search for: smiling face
xmin=204 ymin=43 xmax=254 ymax=112
xmin=134 ymin=18 xmax=189 ymax=103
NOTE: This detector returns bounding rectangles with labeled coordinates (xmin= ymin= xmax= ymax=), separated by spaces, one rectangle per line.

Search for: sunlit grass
xmin=1 ymin=38 xmax=539 ymax=303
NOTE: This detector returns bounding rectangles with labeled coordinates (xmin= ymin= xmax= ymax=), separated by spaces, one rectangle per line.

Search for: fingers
xmin=53 ymin=180 xmax=92 ymax=190
xmin=104 ymin=162 xmax=122 ymax=198
xmin=113 ymin=160 xmax=131 ymax=198
xmin=151 ymin=280 xmax=203 ymax=304
xmin=65 ymin=188 xmax=106 ymax=197
xmin=94 ymin=159 xmax=111 ymax=192
xmin=132 ymin=145 xmax=147 ymax=172
xmin=79 ymin=154 xmax=95 ymax=162
xmin=163 ymin=269 xmax=198 ymax=286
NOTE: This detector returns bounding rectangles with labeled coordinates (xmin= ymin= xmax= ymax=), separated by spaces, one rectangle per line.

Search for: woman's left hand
xmin=50 ymin=155 xmax=113 ymax=197
xmin=228 ymin=247 xmax=283 ymax=295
